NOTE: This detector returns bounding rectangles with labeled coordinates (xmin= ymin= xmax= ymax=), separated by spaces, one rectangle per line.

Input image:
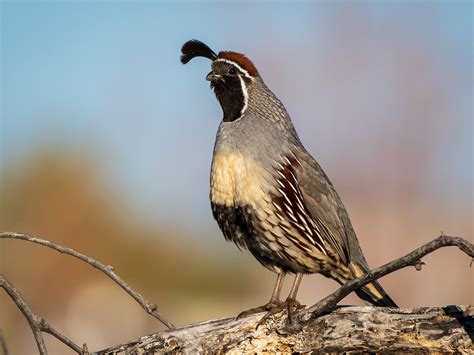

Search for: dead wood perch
xmin=99 ymin=234 xmax=473 ymax=353
xmin=100 ymin=305 xmax=473 ymax=353
xmin=1 ymin=232 xmax=472 ymax=353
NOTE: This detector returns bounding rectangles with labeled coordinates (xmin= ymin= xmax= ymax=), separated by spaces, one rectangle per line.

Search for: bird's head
xmin=181 ymin=39 xmax=260 ymax=122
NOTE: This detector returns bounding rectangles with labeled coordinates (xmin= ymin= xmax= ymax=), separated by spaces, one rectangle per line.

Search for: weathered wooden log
xmin=2 ymin=232 xmax=472 ymax=353
xmin=100 ymin=305 xmax=473 ymax=353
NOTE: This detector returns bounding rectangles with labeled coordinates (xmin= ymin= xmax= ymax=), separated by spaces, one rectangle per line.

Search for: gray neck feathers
xmin=246 ymin=78 xmax=300 ymax=139
xmin=214 ymin=80 xmax=301 ymax=163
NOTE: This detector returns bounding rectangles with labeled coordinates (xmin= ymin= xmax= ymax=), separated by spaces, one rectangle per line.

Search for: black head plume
xmin=181 ymin=39 xmax=217 ymax=64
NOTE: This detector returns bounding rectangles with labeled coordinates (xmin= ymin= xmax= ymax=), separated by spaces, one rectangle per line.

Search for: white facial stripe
xmin=215 ymin=58 xmax=253 ymax=79
xmin=238 ymin=75 xmax=249 ymax=119
xmin=213 ymin=58 xmax=250 ymax=122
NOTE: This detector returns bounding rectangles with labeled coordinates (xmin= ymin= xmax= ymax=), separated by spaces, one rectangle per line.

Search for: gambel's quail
xmin=181 ymin=39 xmax=397 ymax=323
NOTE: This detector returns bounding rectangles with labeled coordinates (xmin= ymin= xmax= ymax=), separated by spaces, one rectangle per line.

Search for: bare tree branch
xmin=99 ymin=234 xmax=473 ymax=353
xmin=0 ymin=232 xmax=175 ymax=329
xmin=2 ymin=232 xmax=472 ymax=353
xmin=0 ymin=274 xmax=82 ymax=354
xmin=299 ymin=234 xmax=474 ymax=323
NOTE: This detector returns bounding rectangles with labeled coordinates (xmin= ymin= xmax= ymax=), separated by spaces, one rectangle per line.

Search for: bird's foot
xmin=236 ymin=299 xmax=283 ymax=319
xmin=256 ymin=298 xmax=305 ymax=329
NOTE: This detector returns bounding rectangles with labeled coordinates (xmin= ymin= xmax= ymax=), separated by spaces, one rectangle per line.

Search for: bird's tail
xmin=347 ymin=262 xmax=398 ymax=307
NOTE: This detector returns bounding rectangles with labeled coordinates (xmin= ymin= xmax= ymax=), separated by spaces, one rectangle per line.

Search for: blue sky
xmin=1 ymin=1 xmax=472 ymax=234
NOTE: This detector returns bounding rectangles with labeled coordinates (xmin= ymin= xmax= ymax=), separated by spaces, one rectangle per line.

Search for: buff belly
xmin=210 ymin=152 xmax=329 ymax=274
xmin=210 ymin=152 xmax=267 ymax=250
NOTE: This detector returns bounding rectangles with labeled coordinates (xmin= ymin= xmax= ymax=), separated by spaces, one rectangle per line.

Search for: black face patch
xmin=211 ymin=74 xmax=246 ymax=122
xmin=209 ymin=61 xmax=248 ymax=122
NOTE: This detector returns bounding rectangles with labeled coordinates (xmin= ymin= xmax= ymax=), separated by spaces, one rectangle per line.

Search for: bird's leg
xmin=285 ymin=272 xmax=305 ymax=324
xmin=237 ymin=272 xmax=285 ymax=319
xmin=268 ymin=271 xmax=286 ymax=306
xmin=257 ymin=273 xmax=306 ymax=327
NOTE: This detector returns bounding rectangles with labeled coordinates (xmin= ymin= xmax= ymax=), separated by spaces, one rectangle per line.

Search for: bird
xmin=180 ymin=39 xmax=397 ymax=323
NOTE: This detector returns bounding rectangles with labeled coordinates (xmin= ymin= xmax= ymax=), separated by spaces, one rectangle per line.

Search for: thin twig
xmin=0 ymin=274 xmax=82 ymax=354
xmin=0 ymin=232 xmax=175 ymax=329
xmin=0 ymin=328 xmax=9 ymax=355
xmin=301 ymin=235 xmax=474 ymax=321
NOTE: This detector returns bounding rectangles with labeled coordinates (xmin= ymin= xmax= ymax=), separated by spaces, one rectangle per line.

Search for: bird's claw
xmin=256 ymin=298 xmax=305 ymax=329
xmin=236 ymin=299 xmax=283 ymax=319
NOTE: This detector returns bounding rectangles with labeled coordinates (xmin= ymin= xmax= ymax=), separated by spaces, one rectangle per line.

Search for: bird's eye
xmin=229 ymin=67 xmax=237 ymax=75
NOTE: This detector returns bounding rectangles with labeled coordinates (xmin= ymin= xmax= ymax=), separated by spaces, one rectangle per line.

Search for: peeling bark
xmin=100 ymin=305 xmax=473 ymax=353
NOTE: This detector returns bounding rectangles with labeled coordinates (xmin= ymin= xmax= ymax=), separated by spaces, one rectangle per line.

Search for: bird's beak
xmin=206 ymin=72 xmax=224 ymax=82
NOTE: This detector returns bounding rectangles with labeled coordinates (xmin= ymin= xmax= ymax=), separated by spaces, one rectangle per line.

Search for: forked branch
xmin=300 ymin=234 xmax=474 ymax=322
xmin=0 ymin=274 xmax=83 ymax=354
xmin=2 ymin=232 xmax=472 ymax=353
xmin=100 ymin=234 xmax=473 ymax=353
xmin=0 ymin=232 xmax=174 ymax=329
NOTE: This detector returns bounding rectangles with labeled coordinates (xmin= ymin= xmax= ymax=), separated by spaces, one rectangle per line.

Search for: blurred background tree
xmin=1 ymin=1 xmax=472 ymax=354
